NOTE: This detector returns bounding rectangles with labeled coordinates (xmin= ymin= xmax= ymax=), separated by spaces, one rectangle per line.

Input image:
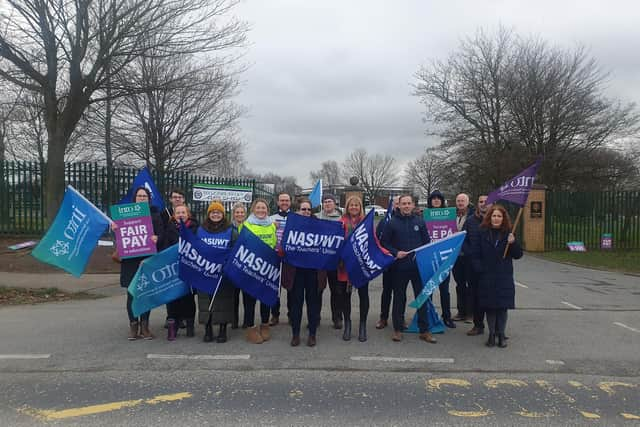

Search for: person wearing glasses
xmin=117 ymin=187 xmax=163 ymax=341
xmin=316 ymin=193 xmax=344 ymax=330
xmin=281 ymin=199 xmax=323 ymax=347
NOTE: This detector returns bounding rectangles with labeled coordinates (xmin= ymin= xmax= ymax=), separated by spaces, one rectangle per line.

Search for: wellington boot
xmin=140 ymin=320 xmax=154 ymax=340
xmin=342 ymin=318 xmax=352 ymax=341
xmin=216 ymin=324 xmax=228 ymax=343
xmin=128 ymin=321 xmax=139 ymax=340
xmin=246 ymin=326 xmax=264 ymax=344
xmin=203 ymin=322 xmax=214 ymax=342
xmin=358 ymin=321 xmax=367 ymax=342
xmin=259 ymin=323 xmax=271 ymax=341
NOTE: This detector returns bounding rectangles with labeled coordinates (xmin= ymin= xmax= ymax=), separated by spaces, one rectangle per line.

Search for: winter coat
xmin=161 ymin=217 xmax=199 ymax=249
xmin=119 ymin=206 xmax=164 ymax=288
xmin=472 ymin=227 xmax=523 ymax=310
xmin=462 ymin=211 xmax=482 ymax=260
xmin=380 ymin=213 xmax=430 ymax=272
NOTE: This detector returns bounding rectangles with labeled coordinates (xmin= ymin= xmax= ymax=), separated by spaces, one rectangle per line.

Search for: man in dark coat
xmin=463 ymin=194 xmax=488 ymax=336
xmin=381 ymin=194 xmax=436 ymax=344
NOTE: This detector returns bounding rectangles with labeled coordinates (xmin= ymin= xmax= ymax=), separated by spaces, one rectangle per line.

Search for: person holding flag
xmin=230 ymin=202 xmax=247 ymax=329
xmin=381 ymin=194 xmax=436 ymax=343
xmin=375 ymin=195 xmax=399 ymax=330
xmin=463 ymin=194 xmax=489 ymax=336
xmin=196 ymin=201 xmax=237 ymax=343
xmin=242 ymin=198 xmax=278 ymax=344
xmin=269 ymin=192 xmax=292 ymax=326
xmin=337 ymin=196 xmax=370 ymax=342
xmin=471 ymin=204 xmax=523 ymax=348
xmin=117 ymin=187 xmax=164 ymax=341
xmin=162 ymin=204 xmax=199 ymax=340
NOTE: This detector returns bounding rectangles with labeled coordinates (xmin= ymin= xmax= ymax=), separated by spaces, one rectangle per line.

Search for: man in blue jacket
xmin=381 ymin=194 xmax=436 ymax=343
xmin=463 ymin=194 xmax=488 ymax=336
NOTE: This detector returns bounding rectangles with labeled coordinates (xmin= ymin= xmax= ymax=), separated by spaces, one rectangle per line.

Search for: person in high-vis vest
xmin=239 ymin=198 xmax=277 ymax=344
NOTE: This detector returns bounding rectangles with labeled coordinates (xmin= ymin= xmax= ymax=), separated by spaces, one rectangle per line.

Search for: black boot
xmin=358 ymin=320 xmax=367 ymax=342
xmin=486 ymin=333 xmax=496 ymax=347
xmin=342 ymin=318 xmax=352 ymax=341
xmin=186 ymin=319 xmax=195 ymax=337
xmin=216 ymin=324 xmax=228 ymax=343
xmin=203 ymin=321 xmax=214 ymax=342
xmin=497 ymin=333 xmax=507 ymax=348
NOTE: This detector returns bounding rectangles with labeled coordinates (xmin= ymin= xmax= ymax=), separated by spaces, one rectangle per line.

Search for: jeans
xmin=242 ymin=291 xmax=270 ymax=327
xmin=391 ymin=268 xmax=429 ymax=333
xmin=290 ymin=268 xmax=320 ymax=337
xmin=438 ymin=274 xmax=452 ymax=320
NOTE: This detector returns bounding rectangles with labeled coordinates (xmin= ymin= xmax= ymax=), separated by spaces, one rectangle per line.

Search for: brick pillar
xmin=522 ymin=184 xmax=547 ymax=252
xmin=343 ymin=188 xmax=364 ymax=207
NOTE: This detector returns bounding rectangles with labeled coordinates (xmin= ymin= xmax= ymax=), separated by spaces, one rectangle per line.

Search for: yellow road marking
xmin=484 ymin=379 xmax=528 ymax=389
xmin=20 ymin=392 xmax=192 ymax=421
xmin=516 ymin=410 xmax=551 ymax=418
xmin=448 ymin=409 xmax=491 ymax=417
xmin=598 ymin=381 xmax=637 ymax=396
xmin=568 ymin=381 xmax=590 ymax=390
xmin=578 ymin=410 xmax=600 ymax=420
xmin=427 ymin=378 xmax=471 ymax=391
xmin=535 ymin=380 xmax=576 ymax=403
xmin=621 ymin=413 xmax=640 ymax=420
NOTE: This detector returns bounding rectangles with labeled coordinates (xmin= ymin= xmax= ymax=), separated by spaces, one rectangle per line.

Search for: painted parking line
xmin=20 ymin=392 xmax=192 ymax=421
xmin=561 ymin=301 xmax=582 ymax=310
xmin=351 ymin=356 xmax=454 ymax=363
xmin=515 ymin=281 xmax=528 ymax=288
xmin=613 ymin=322 xmax=640 ymax=333
xmin=147 ymin=354 xmax=250 ymax=360
xmin=545 ymin=360 xmax=565 ymax=366
xmin=0 ymin=354 xmax=50 ymax=360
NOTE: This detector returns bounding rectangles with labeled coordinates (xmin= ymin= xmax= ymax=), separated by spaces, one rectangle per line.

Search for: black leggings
xmin=342 ymin=282 xmax=369 ymax=323
xmin=242 ymin=291 xmax=270 ymax=327
xmin=485 ymin=309 xmax=508 ymax=335
xmin=126 ymin=293 xmax=149 ymax=323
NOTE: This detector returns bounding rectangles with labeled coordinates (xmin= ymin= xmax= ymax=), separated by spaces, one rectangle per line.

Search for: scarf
xmin=247 ymin=214 xmax=273 ymax=226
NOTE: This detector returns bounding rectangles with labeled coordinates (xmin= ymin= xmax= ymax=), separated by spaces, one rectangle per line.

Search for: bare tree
xmin=413 ymin=26 xmax=640 ymax=191
xmin=404 ymin=147 xmax=447 ymax=199
xmin=0 ymin=0 xmax=247 ymax=218
xmin=310 ymin=160 xmax=342 ymax=187
xmin=342 ymin=148 xmax=398 ymax=203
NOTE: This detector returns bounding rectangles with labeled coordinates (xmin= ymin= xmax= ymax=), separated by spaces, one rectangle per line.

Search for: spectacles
xmin=171 ymin=195 xmax=184 ymax=199
xmin=299 ymin=208 xmax=311 ymax=211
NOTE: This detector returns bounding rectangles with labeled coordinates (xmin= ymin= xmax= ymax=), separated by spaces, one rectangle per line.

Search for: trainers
xmin=419 ymin=332 xmax=437 ymax=343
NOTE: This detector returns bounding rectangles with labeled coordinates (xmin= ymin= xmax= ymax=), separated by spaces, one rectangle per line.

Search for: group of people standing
xmin=118 ymin=186 xmax=522 ymax=350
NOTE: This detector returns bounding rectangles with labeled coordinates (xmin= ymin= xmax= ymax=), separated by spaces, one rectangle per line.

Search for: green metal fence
xmin=0 ymin=161 xmax=274 ymax=235
xmin=545 ymin=191 xmax=640 ymax=250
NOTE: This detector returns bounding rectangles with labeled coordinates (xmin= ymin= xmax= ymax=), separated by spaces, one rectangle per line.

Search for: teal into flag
xmin=128 ymin=244 xmax=190 ymax=317
xmin=31 ymin=186 xmax=111 ymax=277
xmin=309 ymin=179 xmax=322 ymax=208
xmin=408 ymin=231 xmax=466 ymax=310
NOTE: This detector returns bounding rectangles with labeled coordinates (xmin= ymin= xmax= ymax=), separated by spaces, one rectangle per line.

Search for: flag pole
xmin=503 ymin=207 xmax=523 ymax=258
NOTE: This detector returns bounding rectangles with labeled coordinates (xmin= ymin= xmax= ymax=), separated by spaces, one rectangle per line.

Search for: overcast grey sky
xmin=234 ymin=0 xmax=640 ymax=188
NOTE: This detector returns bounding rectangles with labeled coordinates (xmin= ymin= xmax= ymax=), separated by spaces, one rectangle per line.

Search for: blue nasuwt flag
xmin=31 ymin=185 xmax=111 ymax=277
xmin=223 ymin=227 xmax=281 ymax=307
xmin=178 ymin=222 xmax=229 ymax=294
xmin=282 ymin=212 xmax=344 ymax=270
xmin=128 ymin=244 xmax=190 ymax=317
xmin=341 ymin=209 xmax=395 ymax=288
xmin=309 ymin=179 xmax=322 ymax=208
xmin=409 ymin=231 xmax=466 ymax=310
xmin=119 ymin=167 xmax=165 ymax=209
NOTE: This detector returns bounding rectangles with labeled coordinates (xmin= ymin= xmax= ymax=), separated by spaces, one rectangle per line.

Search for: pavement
xmin=0 ymin=254 xmax=638 ymax=426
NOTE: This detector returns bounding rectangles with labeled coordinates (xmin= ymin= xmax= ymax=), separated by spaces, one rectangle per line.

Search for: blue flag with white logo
xmin=409 ymin=231 xmax=466 ymax=309
xmin=119 ymin=167 xmax=165 ymax=209
xmin=223 ymin=228 xmax=281 ymax=307
xmin=282 ymin=213 xmax=344 ymax=270
xmin=309 ymin=179 xmax=322 ymax=208
xmin=178 ymin=222 xmax=229 ymax=294
xmin=31 ymin=186 xmax=111 ymax=277
xmin=341 ymin=210 xmax=395 ymax=288
xmin=128 ymin=244 xmax=190 ymax=317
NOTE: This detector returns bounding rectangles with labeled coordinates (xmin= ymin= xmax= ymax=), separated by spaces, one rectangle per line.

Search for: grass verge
xmin=538 ymin=250 xmax=640 ymax=274
xmin=0 ymin=286 xmax=103 ymax=306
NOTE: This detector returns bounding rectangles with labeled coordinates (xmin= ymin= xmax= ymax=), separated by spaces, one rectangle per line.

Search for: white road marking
xmin=545 ymin=359 xmax=565 ymax=366
xmin=350 ymin=356 xmax=454 ymax=363
xmin=0 ymin=354 xmax=51 ymax=360
xmin=561 ymin=301 xmax=582 ymax=310
xmin=515 ymin=281 xmax=528 ymax=288
xmin=147 ymin=354 xmax=250 ymax=360
xmin=613 ymin=322 xmax=640 ymax=333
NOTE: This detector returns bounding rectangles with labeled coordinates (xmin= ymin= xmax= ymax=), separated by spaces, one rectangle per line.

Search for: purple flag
xmin=486 ymin=157 xmax=542 ymax=206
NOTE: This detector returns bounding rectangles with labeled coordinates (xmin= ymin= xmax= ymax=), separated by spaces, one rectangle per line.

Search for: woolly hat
xmin=207 ymin=201 xmax=225 ymax=216
xmin=322 ymin=193 xmax=337 ymax=203
xmin=427 ymin=190 xmax=446 ymax=208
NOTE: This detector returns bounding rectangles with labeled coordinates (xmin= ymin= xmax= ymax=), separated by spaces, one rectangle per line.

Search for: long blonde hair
xmin=344 ymin=195 xmax=364 ymax=218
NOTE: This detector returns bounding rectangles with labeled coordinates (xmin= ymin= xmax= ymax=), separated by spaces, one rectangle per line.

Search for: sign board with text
xmin=110 ymin=202 xmax=157 ymax=259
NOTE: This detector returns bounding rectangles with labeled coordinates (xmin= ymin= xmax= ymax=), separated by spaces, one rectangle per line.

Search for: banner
xmin=192 ymin=183 xmax=253 ymax=203
xmin=119 ymin=167 xmax=164 ymax=209
xmin=110 ymin=202 xmax=157 ymax=259
xmin=31 ymin=186 xmax=111 ymax=277
xmin=128 ymin=244 xmax=190 ymax=317
xmin=424 ymin=207 xmax=457 ymax=241
xmin=341 ymin=209 xmax=395 ymax=288
xmin=404 ymin=299 xmax=446 ymax=334
xmin=282 ymin=212 xmax=344 ymax=270
xmin=486 ymin=156 xmax=542 ymax=206
xmin=178 ymin=222 xmax=229 ymax=294
xmin=224 ymin=228 xmax=281 ymax=307
xmin=309 ymin=179 xmax=322 ymax=208
xmin=408 ymin=231 xmax=466 ymax=309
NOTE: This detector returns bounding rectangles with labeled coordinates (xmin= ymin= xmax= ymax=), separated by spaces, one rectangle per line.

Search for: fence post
xmin=523 ymin=183 xmax=547 ymax=252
